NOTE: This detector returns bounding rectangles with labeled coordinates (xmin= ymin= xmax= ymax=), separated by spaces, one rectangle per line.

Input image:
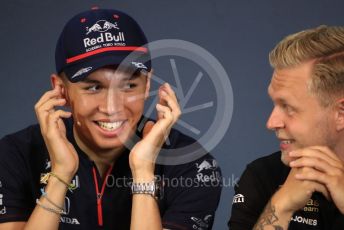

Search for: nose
xmin=266 ymin=106 xmax=285 ymax=130
xmin=98 ymin=89 xmax=124 ymax=116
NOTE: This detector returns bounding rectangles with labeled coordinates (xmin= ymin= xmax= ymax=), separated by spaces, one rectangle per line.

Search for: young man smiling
xmin=0 ymin=8 xmax=222 ymax=229
xmin=229 ymin=26 xmax=344 ymax=229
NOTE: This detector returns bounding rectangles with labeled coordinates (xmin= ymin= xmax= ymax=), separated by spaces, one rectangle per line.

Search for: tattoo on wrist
xmin=253 ymin=200 xmax=285 ymax=230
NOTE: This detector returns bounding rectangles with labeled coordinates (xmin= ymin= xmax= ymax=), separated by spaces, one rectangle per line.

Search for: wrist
xmin=132 ymin=172 xmax=155 ymax=183
xmin=131 ymin=167 xmax=155 ymax=182
xmin=271 ymin=190 xmax=295 ymax=218
xmin=51 ymin=168 xmax=75 ymax=183
xmin=45 ymin=175 xmax=70 ymax=193
xmin=41 ymin=171 xmax=76 ymax=192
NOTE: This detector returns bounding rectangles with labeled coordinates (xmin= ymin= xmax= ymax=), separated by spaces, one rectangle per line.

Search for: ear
xmin=50 ymin=73 xmax=70 ymax=106
xmin=144 ymin=69 xmax=152 ymax=100
xmin=334 ymin=98 xmax=344 ymax=131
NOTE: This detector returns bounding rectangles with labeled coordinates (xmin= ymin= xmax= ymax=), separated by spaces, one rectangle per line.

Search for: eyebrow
xmin=114 ymin=72 xmax=144 ymax=81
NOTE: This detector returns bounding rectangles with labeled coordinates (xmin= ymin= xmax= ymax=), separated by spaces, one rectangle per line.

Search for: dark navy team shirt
xmin=229 ymin=152 xmax=344 ymax=230
xmin=0 ymin=118 xmax=222 ymax=229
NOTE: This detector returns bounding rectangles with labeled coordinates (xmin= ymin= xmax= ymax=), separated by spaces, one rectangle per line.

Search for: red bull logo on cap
xmin=83 ymin=19 xmax=126 ymax=51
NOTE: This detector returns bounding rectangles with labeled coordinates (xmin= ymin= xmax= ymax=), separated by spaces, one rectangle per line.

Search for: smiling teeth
xmin=281 ymin=140 xmax=292 ymax=144
xmin=97 ymin=121 xmax=123 ymax=131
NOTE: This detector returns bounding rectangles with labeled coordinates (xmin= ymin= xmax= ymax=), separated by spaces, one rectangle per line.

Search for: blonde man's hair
xmin=269 ymin=25 xmax=344 ymax=106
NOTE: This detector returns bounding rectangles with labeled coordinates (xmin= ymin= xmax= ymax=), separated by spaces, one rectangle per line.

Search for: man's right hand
xmin=34 ymin=84 xmax=78 ymax=182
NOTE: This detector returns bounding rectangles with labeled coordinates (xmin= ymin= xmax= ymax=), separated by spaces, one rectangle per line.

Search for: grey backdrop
xmin=1 ymin=0 xmax=344 ymax=229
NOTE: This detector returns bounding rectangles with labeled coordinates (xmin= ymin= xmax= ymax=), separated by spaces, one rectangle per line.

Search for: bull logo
xmin=86 ymin=20 xmax=119 ymax=35
xmin=103 ymin=21 xmax=119 ymax=30
xmin=195 ymin=160 xmax=217 ymax=173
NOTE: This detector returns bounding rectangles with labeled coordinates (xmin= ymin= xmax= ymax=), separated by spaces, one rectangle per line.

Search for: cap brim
xmin=64 ymin=52 xmax=151 ymax=83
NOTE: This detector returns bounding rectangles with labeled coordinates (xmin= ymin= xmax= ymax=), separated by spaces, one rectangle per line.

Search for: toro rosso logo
xmin=86 ymin=20 xmax=119 ymax=35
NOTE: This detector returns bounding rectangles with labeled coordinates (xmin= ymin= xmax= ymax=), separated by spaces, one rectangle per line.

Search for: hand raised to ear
xmin=129 ymin=83 xmax=181 ymax=180
xmin=35 ymin=78 xmax=78 ymax=182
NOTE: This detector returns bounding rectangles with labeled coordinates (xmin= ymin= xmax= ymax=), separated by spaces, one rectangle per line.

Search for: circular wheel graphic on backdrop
xmin=111 ymin=39 xmax=234 ymax=165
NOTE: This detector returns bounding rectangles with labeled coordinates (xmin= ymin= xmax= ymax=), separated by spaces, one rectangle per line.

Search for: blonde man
xmin=229 ymin=26 xmax=344 ymax=229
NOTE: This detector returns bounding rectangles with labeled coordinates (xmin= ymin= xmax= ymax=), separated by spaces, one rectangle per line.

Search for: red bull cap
xmin=55 ymin=8 xmax=151 ymax=82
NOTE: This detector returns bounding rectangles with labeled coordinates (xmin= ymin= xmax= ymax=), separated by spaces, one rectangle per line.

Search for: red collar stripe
xmin=66 ymin=46 xmax=148 ymax=64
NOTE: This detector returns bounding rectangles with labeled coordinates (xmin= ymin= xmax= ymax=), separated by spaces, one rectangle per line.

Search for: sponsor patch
xmin=71 ymin=175 xmax=80 ymax=190
xmin=232 ymin=194 xmax=244 ymax=204
xmin=71 ymin=67 xmax=93 ymax=79
xmin=131 ymin=61 xmax=147 ymax=69
xmin=291 ymin=215 xmax=317 ymax=226
xmin=86 ymin=20 xmax=119 ymax=35
xmin=303 ymin=198 xmax=319 ymax=213
xmin=196 ymin=159 xmax=217 ymax=173
xmin=82 ymin=19 xmax=126 ymax=52
xmin=60 ymin=216 xmax=80 ymax=225
xmin=195 ymin=159 xmax=220 ymax=183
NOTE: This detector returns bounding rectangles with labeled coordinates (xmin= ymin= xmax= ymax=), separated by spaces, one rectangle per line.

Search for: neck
xmin=73 ymin=126 xmax=124 ymax=177
xmin=329 ymin=131 xmax=344 ymax=163
xmin=334 ymin=145 xmax=344 ymax=163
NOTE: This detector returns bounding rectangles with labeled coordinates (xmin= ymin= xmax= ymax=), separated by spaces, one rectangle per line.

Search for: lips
xmin=279 ymin=139 xmax=294 ymax=150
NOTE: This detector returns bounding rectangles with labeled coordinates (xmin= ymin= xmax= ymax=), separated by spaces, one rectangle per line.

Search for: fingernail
xmin=161 ymin=90 xmax=167 ymax=96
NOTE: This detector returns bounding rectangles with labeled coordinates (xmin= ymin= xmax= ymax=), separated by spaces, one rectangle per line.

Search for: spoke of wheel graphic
xmin=151 ymin=73 xmax=178 ymax=92
xmin=151 ymin=73 xmax=166 ymax=85
xmin=176 ymin=119 xmax=201 ymax=135
xmin=170 ymin=59 xmax=184 ymax=99
xmin=143 ymin=60 xmax=210 ymax=140
xmin=180 ymin=71 xmax=203 ymax=108
xmin=182 ymin=102 xmax=214 ymax=114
